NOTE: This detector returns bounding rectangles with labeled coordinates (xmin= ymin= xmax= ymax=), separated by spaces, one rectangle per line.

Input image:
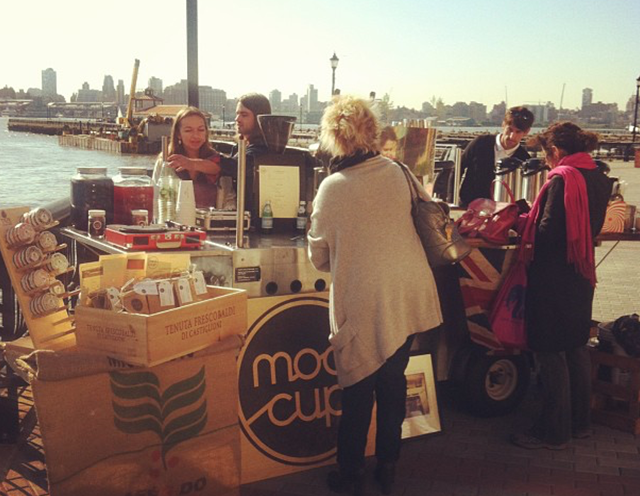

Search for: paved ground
xmin=2 ymin=160 xmax=640 ymax=496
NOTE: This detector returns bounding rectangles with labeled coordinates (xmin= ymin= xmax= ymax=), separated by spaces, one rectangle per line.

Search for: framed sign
xmin=402 ymin=354 xmax=441 ymax=439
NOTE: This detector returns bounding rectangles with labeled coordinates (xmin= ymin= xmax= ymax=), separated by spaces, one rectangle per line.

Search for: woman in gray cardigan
xmin=308 ymin=95 xmax=442 ymax=495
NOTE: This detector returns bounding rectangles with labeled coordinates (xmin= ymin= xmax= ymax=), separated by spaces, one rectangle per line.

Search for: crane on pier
xmin=120 ymin=59 xmax=140 ymax=129
xmin=559 ymin=83 xmax=566 ymax=110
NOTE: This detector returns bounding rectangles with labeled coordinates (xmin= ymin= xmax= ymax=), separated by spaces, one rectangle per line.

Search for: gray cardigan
xmin=307 ymin=154 xmax=443 ymax=387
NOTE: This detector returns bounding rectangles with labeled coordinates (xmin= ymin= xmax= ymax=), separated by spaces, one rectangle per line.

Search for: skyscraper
xmin=148 ymin=77 xmax=163 ymax=98
xmin=41 ymin=68 xmax=57 ymax=96
xmin=269 ymin=89 xmax=282 ymax=112
xmin=116 ymin=80 xmax=125 ymax=105
xmin=582 ymin=88 xmax=593 ymax=109
xmin=102 ymin=75 xmax=116 ymax=102
xmin=306 ymin=84 xmax=318 ymax=112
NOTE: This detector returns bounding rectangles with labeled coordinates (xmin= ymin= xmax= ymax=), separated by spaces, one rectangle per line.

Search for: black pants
xmin=532 ymin=345 xmax=591 ymax=445
xmin=336 ymin=336 xmax=413 ymax=475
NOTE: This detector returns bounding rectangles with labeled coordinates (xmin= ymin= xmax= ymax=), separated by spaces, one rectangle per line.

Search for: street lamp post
xmin=632 ymin=75 xmax=640 ymax=144
xmin=330 ymin=52 xmax=339 ymax=97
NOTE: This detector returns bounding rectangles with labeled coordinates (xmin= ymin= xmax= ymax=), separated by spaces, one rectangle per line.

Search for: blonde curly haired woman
xmin=308 ymin=95 xmax=442 ymax=495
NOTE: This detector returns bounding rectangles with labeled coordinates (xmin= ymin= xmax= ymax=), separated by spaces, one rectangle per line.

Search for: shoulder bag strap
xmin=395 ymin=161 xmax=419 ymax=209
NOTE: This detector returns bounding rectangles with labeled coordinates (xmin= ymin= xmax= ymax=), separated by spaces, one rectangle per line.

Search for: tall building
xmin=77 ymin=82 xmax=100 ymax=102
xmin=102 ymin=75 xmax=116 ymax=102
xmin=163 ymin=80 xmax=188 ymax=105
xmin=468 ymin=101 xmax=487 ymax=124
xmin=116 ymin=80 xmax=125 ymax=105
xmin=582 ymin=88 xmax=593 ymax=109
xmin=148 ymin=77 xmax=163 ymax=98
xmin=41 ymin=68 xmax=57 ymax=96
xmin=269 ymin=89 xmax=282 ymax=112
xmin=306 ymin=84 xmax=318 ymax=112
xmin=199 ymin=86 xmax=226 ymax=115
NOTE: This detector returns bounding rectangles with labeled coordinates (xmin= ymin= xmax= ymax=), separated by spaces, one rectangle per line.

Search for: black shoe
xmin=374 ymin=462 xmax=395 ymax=495
xmin=327 ymin=469 xmax=366 ymax=496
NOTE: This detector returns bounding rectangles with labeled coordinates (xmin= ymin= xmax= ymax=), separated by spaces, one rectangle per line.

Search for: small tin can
xmin=48 ymin=280 xmax=66 ymax=297
xmin=5 ymin=222 xmax=36 ymax=248
xmin=88 ymin=209 xmax=106 ymax=237
xmin=35 ymin=231 xmax=57 ymax=252
xmin=29 ymin=293 xmax=60 ymax=316
xmin=131 ymin=209 xmax=149 ymax=226
xmin=12 ymin=245 xmax=44 ymax=270
xmin=42 ymin=252 xmax=69 ymax=275
xmin=22 ymin=207 xmax=53 ymax=231
xmin=20 ymin=269 xmax=52 ymax=293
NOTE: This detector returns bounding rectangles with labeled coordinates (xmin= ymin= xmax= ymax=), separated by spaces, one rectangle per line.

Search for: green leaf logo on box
xmin=110 ymin=366 xmax=207 ymax=469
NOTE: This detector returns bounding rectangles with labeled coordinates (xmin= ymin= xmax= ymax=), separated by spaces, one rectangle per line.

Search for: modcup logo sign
xmin=238 ymin=296 xmax=340 ymax=465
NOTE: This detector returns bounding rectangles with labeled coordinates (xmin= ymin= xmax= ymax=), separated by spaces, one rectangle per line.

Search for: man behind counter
xmin=215 ymin=93 xmax=272 ymax=214
xmin=458 ymin=106 xmax=534 ymax=207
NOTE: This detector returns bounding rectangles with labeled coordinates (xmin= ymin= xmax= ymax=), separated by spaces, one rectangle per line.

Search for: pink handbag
xmin=489 ymin=255 xmax=527 ymax=349
xmin=456 ymin=198 xmax=520 ymax=245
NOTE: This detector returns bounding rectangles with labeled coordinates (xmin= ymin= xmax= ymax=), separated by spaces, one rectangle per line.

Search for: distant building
xmin=41 ymin=68 xmax=57 ymax=96
xmin=306 ymin=84 xmax=319 ymax=112
xmin=116 ymin=79 xmax=125 ymax=106
xmin=468 ymin=102 xmax=487 ymax=124
xmin=269 ymin=89 xmax=282 ymax=112
xmin=76 ymin=82 xmax=101 ymax=102
xmin=582 ymin=88 xmax=593 ymax=109
xmin=199 ymin=86 xmax=226 ymax=116
xmin=488 ymin=102 xmax=507 ymax=125
xmin=163 ymin=80 xmax=188 ymax=105
xmin=102 ymin=75 xmax=116 ymax=102
xmin=528 ymin=103 xmax=555 ymax=124
xmin=148 ymin=77 xmax=163 ymax=98
xmin=281 ymin=93 xmax=299 ymax=113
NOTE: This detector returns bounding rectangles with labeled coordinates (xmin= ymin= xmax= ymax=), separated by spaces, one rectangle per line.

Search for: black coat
xmin=459 ymin=134 xmax=530 ymax=207
xmin=525 ymin=168 xmax=611 ymax=352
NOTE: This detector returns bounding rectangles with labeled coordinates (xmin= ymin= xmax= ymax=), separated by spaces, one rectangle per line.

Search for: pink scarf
xmin=520 ymin=152 xmax=597 ymax=287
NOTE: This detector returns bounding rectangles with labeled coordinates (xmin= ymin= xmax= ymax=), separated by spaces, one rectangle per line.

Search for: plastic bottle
xmin=261 ymin=200 xmax=273 ymax=234
xmin=296 ymin=201 xmax=307 ymax=232
xmin=155 ymin=136 xmax=180 ymax=223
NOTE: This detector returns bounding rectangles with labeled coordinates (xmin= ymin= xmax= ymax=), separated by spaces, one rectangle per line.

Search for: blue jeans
xmin=336 ymin=336 xmax=414 ymax=475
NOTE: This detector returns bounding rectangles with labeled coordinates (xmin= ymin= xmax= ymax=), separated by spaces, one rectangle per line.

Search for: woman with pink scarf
xmin=511 ymin=122 xmax=611 ymax=450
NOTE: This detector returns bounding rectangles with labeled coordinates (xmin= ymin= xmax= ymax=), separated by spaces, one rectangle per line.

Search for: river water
xmin=0 ymin=117 xmax=155 ymax=208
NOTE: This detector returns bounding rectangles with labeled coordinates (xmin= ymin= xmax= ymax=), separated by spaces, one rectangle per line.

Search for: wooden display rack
xmin=0 ymin=206 xmax=75 ymax=350
xmin=590 ymin=348 xmax=640 ymax=434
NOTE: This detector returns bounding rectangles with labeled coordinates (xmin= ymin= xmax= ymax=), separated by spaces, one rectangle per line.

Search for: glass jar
xmin=113 ymin=167 xmax=154 ymax=225
xmin=70 ymin=167 xmax=113 ymax=231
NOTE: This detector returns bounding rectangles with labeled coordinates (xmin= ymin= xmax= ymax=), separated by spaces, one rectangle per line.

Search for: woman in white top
xmin=308 ymin=95 xmax=442 ymax=495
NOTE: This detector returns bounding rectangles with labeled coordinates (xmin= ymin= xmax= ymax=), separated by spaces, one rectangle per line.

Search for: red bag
xmin=456 ymin=198 xmax=519 ymax=245
xmin=489 ymin=256 xmax=527 ymax=349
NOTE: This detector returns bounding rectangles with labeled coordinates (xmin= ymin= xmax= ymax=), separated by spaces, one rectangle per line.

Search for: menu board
xmin=258 ymin=165 xmax=300 ymax=218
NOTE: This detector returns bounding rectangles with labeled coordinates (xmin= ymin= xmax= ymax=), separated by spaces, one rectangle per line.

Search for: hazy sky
xmin=3 ymin=0 xmax=639 ymax=111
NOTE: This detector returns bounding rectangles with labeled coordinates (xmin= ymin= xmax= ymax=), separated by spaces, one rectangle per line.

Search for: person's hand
xmin=168 ymin=154 xmax=193 ymax=173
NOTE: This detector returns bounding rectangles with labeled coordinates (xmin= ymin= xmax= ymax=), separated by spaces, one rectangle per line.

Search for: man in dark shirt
xmin=459 ymin=106 xmax=534 ymax=207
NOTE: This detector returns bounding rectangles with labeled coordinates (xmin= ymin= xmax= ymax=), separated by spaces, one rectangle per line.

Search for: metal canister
xmin=5 ymin=222 xmax=36 ymax=248
xmin=29 ymin=293 xmax=60 ymax=316
xmin=521 ymin=158 xmax=550 ymax=204
xmin=20 ymin=269 xmax=52 ymax=293
xmin=493 ymin=157 xmax=523 ymax=202
xmin=35 ymin=231 xmax=58 ymax=252
xmin=22 ymin=207 xmax=53 ymax=231
xmin=42 ymin=253 xmax=69 ymax=275
xmin=12 ymin=245 xmax=44 ymax=270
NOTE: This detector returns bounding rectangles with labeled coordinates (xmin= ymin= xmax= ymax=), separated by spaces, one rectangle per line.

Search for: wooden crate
xmin=590 ymin=348 xmax=640 ymax=434
xmin=75 ymin=286 xmax=247 ymax=367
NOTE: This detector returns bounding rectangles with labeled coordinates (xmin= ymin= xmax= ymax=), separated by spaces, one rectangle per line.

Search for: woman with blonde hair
xmin=307 ymin=95 xmax=442 ymax=495
xmin=152 ymin=106 xmax=220 ymax=208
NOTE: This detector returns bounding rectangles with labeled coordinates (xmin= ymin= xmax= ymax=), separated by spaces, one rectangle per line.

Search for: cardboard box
xmin=75 ymin=286 xmax=247 ymax=367
xmin=16 ymin=338 xmax=242 ymax=496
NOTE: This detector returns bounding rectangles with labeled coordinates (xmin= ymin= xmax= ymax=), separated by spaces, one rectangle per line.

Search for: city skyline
xmin=2 ymin=0 xmax=639 ymax=111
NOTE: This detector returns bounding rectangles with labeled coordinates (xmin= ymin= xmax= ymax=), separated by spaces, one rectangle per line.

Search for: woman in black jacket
xmin=511 ymin=122 xmax=611 ymax=450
